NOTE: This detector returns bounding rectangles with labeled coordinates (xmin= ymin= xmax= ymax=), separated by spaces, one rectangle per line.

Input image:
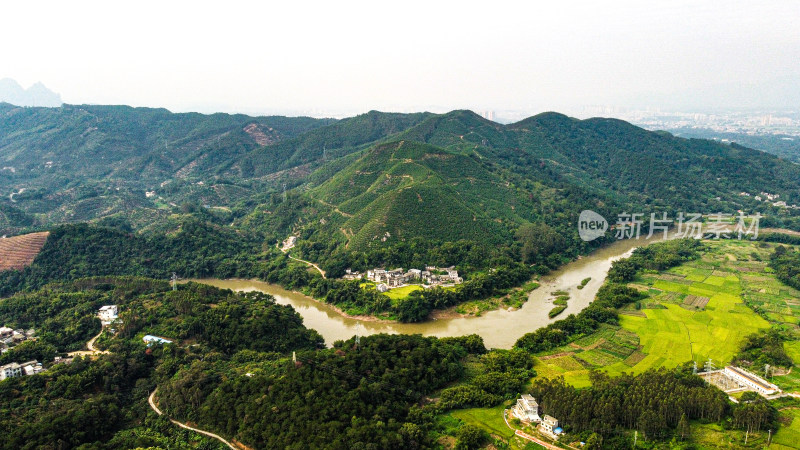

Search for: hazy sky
xmin=2 ymin=0 xmax=799 ymax=116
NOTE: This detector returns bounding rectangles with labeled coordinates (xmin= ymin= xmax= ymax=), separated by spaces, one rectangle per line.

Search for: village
xmin=0 ymin=326 xmax=45 ymax=381
xmin=342 ymin=265 xmax=463 ymax=292
xmin=1 ymin=304 xmax=123 ymax=382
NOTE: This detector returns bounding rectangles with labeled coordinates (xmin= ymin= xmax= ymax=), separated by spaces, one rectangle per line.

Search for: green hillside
xmin=239 ymin=110 xmax=433 ymax=177
xmin=0 ymin=103 xmax=330 ymax=232
xmin=311 ymin=141 xmax=529 ymax=249
xmin=2 ymin=104 xmax=799 ymax=275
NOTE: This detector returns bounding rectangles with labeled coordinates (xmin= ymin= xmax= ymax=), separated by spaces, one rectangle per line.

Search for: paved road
xmin=148 ymin=389 xmax=237 ymax=449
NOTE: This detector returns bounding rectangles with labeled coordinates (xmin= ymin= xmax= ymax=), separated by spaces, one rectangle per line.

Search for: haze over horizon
xmin=2 ymin=0 xmax=799 ymax=118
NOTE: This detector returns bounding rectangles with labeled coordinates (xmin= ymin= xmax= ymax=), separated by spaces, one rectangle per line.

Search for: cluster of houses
xmin=0 ymin=326 xmax=35 ymax=354
xmin=0 ymin=360 xmax=44 ymax=380
xmin=512 ymin=394 xmax=563 ymax=440
xmin=343 ymin=266 xmax=463 ymax=292
xmin=740 ymin=191 xmax=800 ymax=209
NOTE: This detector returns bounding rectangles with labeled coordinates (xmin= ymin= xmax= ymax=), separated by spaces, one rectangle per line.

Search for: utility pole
xmin=768 ymin=429 xmax=772 ymax=446
xmin=354 ymin=323 xmax=362 ymax=348
xmin=633 ymin=430 xmax=637 ymax=448
xmin=171 ymin=273 xmax=178 ymax=291
xmin=704 ymin=357 xmax=715 ymax=373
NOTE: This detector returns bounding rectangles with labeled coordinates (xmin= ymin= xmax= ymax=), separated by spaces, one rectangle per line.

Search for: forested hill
xmin=0 ymin=103 xmax=333 ymax=230
xmin=2 ymin=104 xmax=799 ymax=268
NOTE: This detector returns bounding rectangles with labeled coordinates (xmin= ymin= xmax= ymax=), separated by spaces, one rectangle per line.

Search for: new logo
xmin=578 ymin=210 xmax=608 ymax=242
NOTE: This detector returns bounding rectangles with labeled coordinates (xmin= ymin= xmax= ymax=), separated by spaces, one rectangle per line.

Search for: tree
xmin=585 ymin=432 xmax=603 ymax=449
xmin=455 ymin=424 xmax=488 ymax=450
xmin=678 ymin=413 xmax=690 ymax=441
xmin=515 ymin=223 xmax=565 ymax=265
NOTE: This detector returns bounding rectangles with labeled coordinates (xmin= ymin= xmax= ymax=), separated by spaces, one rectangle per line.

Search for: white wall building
xmin=98 ymin=305 xmax=119 ymax=326
xmin=1 ymin=362 xmax=23 ymax=380
xmin=723 ymin=366 xmax=780 ymax=396
xmin=1 ymin=360 xmax=42 ymax=380
xmin=540 ymin=415 xmax=562 ymax=438
xmin=512 ymin=394 xmax=541 ymax=422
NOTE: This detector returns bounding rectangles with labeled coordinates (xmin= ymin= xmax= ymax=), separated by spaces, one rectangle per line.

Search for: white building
xmin=23 ymin=361 xmax=44 ymax=376
xmin=143 ymin=335 xmax=173 ymax=346
xmin=723 ymin=366 xmax=780 ymax=396
xmin=512 ymin=394 xmax=541 ymax=422
xmin=1 ymin=360 xmax=42 ymax=380
xmin=0 ymin=326 xmax=12 ymax=344
xmin=1 ymin=362 xmax=23 ymax=380
xmin=376 ymin=283 xmax=389 ymax=293
xmin=540 ymin=415 xmax=562 ymax=438
xmin=98 ymin=305 xmax=119 ymax=326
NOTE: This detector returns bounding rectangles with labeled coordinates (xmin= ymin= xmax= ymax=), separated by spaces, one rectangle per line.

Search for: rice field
xmin=536 ymin=239 xmax=797 ymax=387
xmin=384 ymin=284 xmax=423 ymax=299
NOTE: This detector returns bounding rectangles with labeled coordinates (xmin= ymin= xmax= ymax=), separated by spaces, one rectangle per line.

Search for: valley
xmin=191 ymin=231 xmax=659 ymax=348
xmin=2 ymin=104 xmax=800 ymax=449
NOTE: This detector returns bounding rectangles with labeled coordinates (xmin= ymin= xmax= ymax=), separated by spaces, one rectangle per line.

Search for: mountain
xmin=0 ymin=104 xmax=331 ymax=231
xmin=251 ymin=109 xmax=800 ymax=270
xmin=668 ymin=127 xmax=800 ymax=163
xmin=0 ymin=78 xmax=62 ymax=107
xmin=2 ymin=105 xmax=799 ymax=256
xmin=310 ymin=140 xmax=530 ymax=249
xmin=238 ymin=110 xmax=433 ymax=177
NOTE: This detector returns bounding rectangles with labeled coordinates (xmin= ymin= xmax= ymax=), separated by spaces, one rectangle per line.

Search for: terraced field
xmin=535 ymin=239 xmax=796 ymax=387
xmin=0 ymin=231 xmax=49 ymax=271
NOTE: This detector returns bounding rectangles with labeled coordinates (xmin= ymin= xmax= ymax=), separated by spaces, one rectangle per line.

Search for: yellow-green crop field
xmin=535 ymin=240 xmax=800 ymax=388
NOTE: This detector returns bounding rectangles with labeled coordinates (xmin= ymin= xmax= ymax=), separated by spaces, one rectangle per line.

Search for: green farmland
xmin=535 ymin=239 xmax=799 ymax=387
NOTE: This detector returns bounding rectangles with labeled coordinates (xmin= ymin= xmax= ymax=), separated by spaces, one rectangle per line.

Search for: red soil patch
xmin=0 ymin=231 xmax=49 ymax=271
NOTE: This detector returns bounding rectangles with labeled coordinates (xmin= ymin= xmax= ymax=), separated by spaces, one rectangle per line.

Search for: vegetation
xmin=548 ymin=305 xmax=567 ymax=318
xmin=0 ymin=277 xmax=324 ymax=448
xmin=514 ymin=240 xmax=705 ymax=354
xmin=530 ymin=367 xmax=775 ymax=443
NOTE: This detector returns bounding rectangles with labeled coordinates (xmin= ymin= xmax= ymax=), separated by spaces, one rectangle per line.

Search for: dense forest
xmin=770 ymin=243 xmax=800 ymax=291
xmin=531 ymin=367 xmax=776 ymax=445
xmin=0 ymin=277 xmax=324 ymax=448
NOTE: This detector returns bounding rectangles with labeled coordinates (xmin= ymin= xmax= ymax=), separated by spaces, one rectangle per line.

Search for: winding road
xmin=148 ymin=388 xmax=237 ymax=449
xmin=278 ymin=243 xmax=326 ymax=278
xmin=67 ymin=329 xmax=110 ymax=357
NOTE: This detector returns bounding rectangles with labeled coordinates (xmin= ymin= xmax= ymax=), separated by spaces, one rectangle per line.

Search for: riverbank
xmin=191 ymin=234 xmax=666 ymax=348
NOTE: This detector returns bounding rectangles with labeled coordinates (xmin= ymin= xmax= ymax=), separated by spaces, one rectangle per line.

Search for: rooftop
xmin=726 ymin=365 xmax=779 ymax=391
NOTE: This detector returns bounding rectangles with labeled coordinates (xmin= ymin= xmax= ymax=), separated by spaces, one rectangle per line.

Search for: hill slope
xmin=0 ymin=103 xmax=330 ymax=232
xmin=0 ymin=231 xmax=49 ymax=271
xmin=310 ymin=140 xmax=531 ymax=249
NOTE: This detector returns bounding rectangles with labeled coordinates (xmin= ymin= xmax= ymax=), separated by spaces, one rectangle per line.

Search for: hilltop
xmin=1 ymin=105 xmax=799 ymax=276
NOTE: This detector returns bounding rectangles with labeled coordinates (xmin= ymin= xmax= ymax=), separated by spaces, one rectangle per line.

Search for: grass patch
xmin=384 ymin=284 xmax=423 ymax=300
xmin=548 ymin=305 xmax=567 ymax=318
xmin=449 ymin=404 xmax=515 ymax=440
